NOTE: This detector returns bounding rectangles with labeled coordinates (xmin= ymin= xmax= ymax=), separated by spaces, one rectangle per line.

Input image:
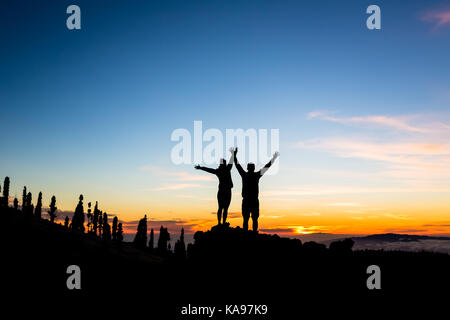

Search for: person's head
xmin=247 ymin=163 xmax=255 ymax=172
xmin=219 ymin=158 xmax=226 ymax=168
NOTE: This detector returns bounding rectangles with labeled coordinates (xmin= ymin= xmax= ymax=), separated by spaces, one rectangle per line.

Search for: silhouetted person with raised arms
xmin=195 ymin=149 xmax=234 ymax=225
xmin=233 ymin=148 xmax=279 ymax=232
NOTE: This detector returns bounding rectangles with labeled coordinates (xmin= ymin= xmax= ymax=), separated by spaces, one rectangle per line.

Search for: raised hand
xmin=273 ymin=151 xmax=279 ymax=159
xmin=194 ymin=165 xmax=201 ymax=169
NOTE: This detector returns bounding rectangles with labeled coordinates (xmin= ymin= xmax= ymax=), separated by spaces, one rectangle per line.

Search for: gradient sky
xmin=1 ymin=0 xmax=450 ymax=236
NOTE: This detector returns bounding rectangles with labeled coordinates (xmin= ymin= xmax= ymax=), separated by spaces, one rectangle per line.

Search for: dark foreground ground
xmin=2 ymin=206 xmax=449 ymax=317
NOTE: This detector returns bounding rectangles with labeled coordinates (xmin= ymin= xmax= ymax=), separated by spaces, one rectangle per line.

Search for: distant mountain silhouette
xmin=355 ymin=233 xmax=450 ymax=242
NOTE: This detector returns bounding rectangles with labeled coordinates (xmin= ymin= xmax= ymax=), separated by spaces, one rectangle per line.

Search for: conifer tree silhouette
xmin=117 ymin=223 xmax=124 ymax=242
xmin=26 ymin=192 xmax=33 ymax=216
xmin=133 ymin=215 xmax=148 ymax=248
xmin=71 ymin=195 xmax=85 ymax=232
xmin=93 ymin=201 xmax=99 ymax=235
xmin=87 ymin=202 xmax=92 ymax=232
xmin=102 ymin=212 xmax=111 ymax=241
xmin=98 ymin=210 xmax=103 ymax=236
xmin=157 ymin=226 xmax=171 ymax=253
xmin=48 ymin=196 xmax=57 ymax=223
xmin=2 ymin=177 xmax=10 ymax=207
xmin=174 ymin=228 xmax=186 ymax=259
xmin=112 ymin=216 xmax=118 ymax=241
xmin=149 ymin=228 xmax=154 ymax=250
xmin=13 ymin=197 xmax=18 ymax=211
xmin=35 ymin=192 xmax=42 ymax=219
xmin=22 ymin=186 xmax=27 ymax=212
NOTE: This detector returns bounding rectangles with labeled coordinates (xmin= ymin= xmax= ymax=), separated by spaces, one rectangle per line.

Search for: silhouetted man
xmin=195 ymin=149 xmax=234 ymax=225
xmin=234 ymin=148 xmax=279 ymax=232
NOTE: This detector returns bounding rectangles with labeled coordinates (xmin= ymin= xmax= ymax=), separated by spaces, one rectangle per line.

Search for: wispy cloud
xmin=151 ymin=183 xmax=210 ymax=191
xmin=307 ymin=111 xmax=427 ymax=133
xmin=329 ymin=202 xmax=362 ymax=207
xmin=421 ymin=8 xmax=450 ymax=29
xmin=264 ymin=185 xmax=450 ymax=197
xmin=140 ymin=165 xmax=214 ymax=182
xmin=140 ymin=165 xmax=215 ymax=192
xmin=298 ymin=138 xmax=450 ymax=164
xmin=300 ymin=112 xmax=450 ymax=187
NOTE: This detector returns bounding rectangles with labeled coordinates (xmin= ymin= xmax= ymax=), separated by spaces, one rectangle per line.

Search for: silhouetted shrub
xmin=13 ymin=197 xmax=18 ymax=210
xmin=48 ymin=196 xmax=57 ymax=223
xmin=174 ymin=228 xmax=186 ymax=260
xmin=133 ymin=215 xmax=148 ymax=249
xmin=117 ymin=223 xmax=124 ymax=242
xmin=157 ymin=226 xmax=170 ymax=253
xmin=302 ymin=241 xmax=327 ymax=254
xmin=329 ymin=238 xmax=354 ymax=254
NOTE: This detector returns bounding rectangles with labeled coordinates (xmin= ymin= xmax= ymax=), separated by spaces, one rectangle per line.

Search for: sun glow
xmin=293 ymin=226 xmax=326 ymax=235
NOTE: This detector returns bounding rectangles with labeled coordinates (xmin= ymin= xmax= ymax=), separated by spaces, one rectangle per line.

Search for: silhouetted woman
xmin=195 ymin=149 xmax=234 ymax=225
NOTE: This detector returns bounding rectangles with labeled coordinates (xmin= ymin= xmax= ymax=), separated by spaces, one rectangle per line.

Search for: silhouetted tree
xmin=26 ymin=192 xmax=33 ymax=216
xmin=102 ymin=212 xmax=111 ymax=241
xmin=92 ymin=201 xmax=99 ymax=235
xmin=13 ymin=197 xmax=18 ymax=210
xmin=174 ymin=228 xmax=186 ymax=259
xmin=22 ymin=186 xmax=27 ymax=211
xmin=149 ymin=228 xmax=154 ymax=250
xmin=34 ymin=192 xmax=42 ymax=219
xmin=64 ymin=216 xmax=69 ymax=229
xmin=2 ymin=177 xmax=10 ymax=207
xmin=112 ymin=216 xmax=118 ymax=241
xmin=87 ymin=202 xmax=92 ymax=232
xmin=133 ymin=215 xmax=147 ymax=249
xmin=48 ymin=196 xmax=57 ymax=223
xmin=98 ymin=210 xmax=103 ymax=236
xmin=157 ymin=226 xmax=171 ymax=253
xmin=71 ymin=195 xmax=85 ymax=232
xmin=117 ymin=223 xmax=124 ymax=242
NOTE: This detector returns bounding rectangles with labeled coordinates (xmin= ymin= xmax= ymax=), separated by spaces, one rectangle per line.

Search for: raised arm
xmin=233 ymin=148 xmax=245 ymax=176
xmin=259 ymin=152 xmax=279 ymax=176
xmin=227 ymin=147 xmax=235 ymax=169
xmin=194 ymin=165 xmax=216 ymax=174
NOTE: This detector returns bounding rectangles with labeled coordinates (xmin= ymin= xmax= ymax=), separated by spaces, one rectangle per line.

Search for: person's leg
xmin=251 ymin=199 xmax=260 ymax=232
xmin=217 ymin=190 xmax=223 ymax=225
xmin=222 ymin=189 xmax=231 ymax=224
xmin=217 ymin=207 xmax=222 ymax=225
xmin=242 ymin=199 xmax=250 ymax=231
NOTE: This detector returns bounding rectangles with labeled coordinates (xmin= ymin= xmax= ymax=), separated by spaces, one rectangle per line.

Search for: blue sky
xmin=1 ymin=0 xmax=450 ymax=235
